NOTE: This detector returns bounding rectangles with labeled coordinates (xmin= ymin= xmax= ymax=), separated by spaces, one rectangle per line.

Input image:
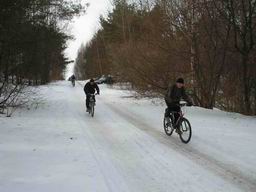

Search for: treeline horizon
xmin=0 ymin=0 xmax=84 ymax=115
xmin=0 ymin=0 xmax=83 ymax=84
xmin=74 ymin=0 xmax=256 ymax=115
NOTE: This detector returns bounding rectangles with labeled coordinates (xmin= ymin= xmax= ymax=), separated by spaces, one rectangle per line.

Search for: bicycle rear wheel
xmin=178 ymin=118 xmax=192 ymax=143
xmin=163 ymin=116 xmax=174 ymax=136
xmin=91 ymin=105 xmax=94 ymax=117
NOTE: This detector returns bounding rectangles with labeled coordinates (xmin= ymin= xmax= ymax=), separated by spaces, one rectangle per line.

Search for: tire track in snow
xmin=100 ymin=98 xmax=256 ymax=192
xmin=72 ymin=82 xmax=131 ymax=192
xmin=77 ymin=81 xmax=256 ymax=191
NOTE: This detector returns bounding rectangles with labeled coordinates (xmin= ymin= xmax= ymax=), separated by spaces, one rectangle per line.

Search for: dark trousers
xmin=165 ymin=101 xmax=181 ymax=124
xmin=86 ymin=94 xmax=95 ymax=109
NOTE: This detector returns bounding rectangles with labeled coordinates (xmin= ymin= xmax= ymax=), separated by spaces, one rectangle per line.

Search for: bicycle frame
xmin=89 ymin=94 xmax=96 ymax=105
xmin=87 ymin=94 xmax=97 ymax=117
xmin=170 ymin=104 xmax=186 ymax=127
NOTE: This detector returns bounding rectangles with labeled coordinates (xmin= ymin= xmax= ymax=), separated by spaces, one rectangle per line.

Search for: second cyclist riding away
xmin=84 ymin=79 xmax=100 ymax=113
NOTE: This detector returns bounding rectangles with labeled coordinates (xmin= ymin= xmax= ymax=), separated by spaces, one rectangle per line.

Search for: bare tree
xmin=215 ymin=0 xmax=256 ymax=114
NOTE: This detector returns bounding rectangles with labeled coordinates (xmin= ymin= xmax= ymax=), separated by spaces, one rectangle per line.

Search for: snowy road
xmin=0 ymin=81 xmax=256 ymax=192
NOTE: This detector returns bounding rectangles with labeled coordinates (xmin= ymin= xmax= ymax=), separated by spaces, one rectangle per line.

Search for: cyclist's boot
xmin=175 ymin=123 xmax=182 ymax=134
xmin=175 ymin=127 xmax=182 ymax=135
xmin=86 ymin=108 xmax=89 ymax=112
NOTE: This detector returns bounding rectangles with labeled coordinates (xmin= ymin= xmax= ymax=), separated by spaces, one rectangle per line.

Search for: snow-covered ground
xmin=0 ymin=81 xmax=255 ymax=192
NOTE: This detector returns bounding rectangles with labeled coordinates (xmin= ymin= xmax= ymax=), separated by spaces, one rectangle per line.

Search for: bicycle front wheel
xmin=178 ymin=118 xmax=192 ymax=143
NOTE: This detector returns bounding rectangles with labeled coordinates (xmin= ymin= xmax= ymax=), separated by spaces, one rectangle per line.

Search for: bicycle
xmin=87 ymin=94 xmax=97 ymax=117
xmin=163 ymin=102 xmax=192 ymax=143
xmin=71 ymin=79 xmax=75 ymax=87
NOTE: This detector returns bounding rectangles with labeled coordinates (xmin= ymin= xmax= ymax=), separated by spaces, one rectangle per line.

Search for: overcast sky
xmin=65 ymin=0 xmax=113 ymax=78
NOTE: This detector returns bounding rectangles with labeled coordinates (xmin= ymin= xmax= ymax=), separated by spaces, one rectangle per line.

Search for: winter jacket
xmin=71 ymin=75 xmax=76 ymax=80
xmin=165 ymin=84 xmax=192 ymax=105
xmin=84 ymin=82 xmax=100 ymax=95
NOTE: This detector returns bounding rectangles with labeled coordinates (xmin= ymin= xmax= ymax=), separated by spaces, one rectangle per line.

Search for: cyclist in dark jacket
xmin=84 ymin=79 xmax=100 ymax=111
xmin=71 ymin=74 xmax=76 ymax=81
xmin=165 ymin=78 xmax=193 ymax=126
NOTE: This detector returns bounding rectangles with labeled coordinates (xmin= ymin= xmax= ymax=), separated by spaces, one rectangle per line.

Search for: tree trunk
xmin=242 ymin=53 xmax=251 ymax=114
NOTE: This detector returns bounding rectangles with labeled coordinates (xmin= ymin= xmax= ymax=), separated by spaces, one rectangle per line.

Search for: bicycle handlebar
xmin=179 ymin=103 xmax=187 ymax=107
xmin=178 ymin=102 xmax=193 ymax=107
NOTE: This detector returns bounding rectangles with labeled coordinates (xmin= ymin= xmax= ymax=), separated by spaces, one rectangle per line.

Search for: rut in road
xmin=77 ymin=81 xmax=256 ymax=191
xmin=100 ymin=99 xmax=256 ymax=192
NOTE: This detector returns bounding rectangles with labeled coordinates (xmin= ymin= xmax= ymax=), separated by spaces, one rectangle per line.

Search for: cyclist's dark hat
xmin=176 ymin=78 xmax=184 ymax=84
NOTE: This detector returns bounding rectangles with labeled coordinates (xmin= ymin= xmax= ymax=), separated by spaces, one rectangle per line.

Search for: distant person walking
xmin=70 ymin=74 xmax=76 ymax=87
